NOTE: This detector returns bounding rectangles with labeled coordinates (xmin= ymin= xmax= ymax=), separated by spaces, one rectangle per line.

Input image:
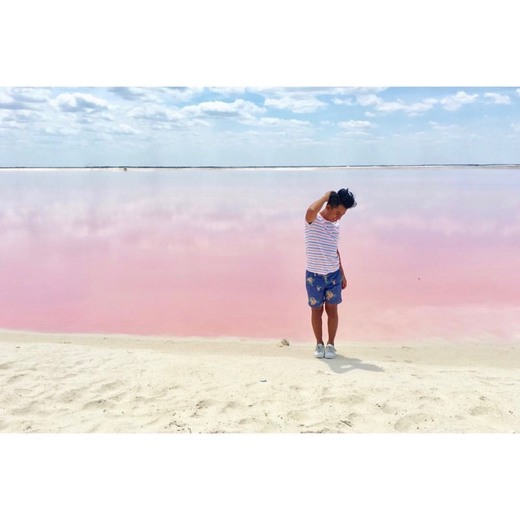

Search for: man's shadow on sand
xmin=319 ymin=354 xmax=384 ymax=374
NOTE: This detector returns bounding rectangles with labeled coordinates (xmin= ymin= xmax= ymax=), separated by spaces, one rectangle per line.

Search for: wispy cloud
xmin=162 ymin=87 xmax=204 ymax=102
xmin=51 ymin=93 xmax=111 ymax=113
xmin=0 ymin=92 xmax=29 ymax=110
xmin=129 ymin=105 xmax=183 ymax=122
xmin=439 ymin=91 xmax=479 ymax=111
xmin=182 ymin=99 xmax=265 ymax=119
xmin=379 ymin=99 xmax=438 ymax=115
xmin=429 ymin=121 xmax=460 ymax=131
xmin=356 ymin=94 xmax=382 ymax=107
xmin=338 ymin=120 xmax=376 ymax=129
xmin=111 ymin=124 xmax=142 ymax=135
xmin=109 ymin=87 xmax=159 ymax=102
xmin=6 ymin=88 xmax=50 ymax=104
xmin=356 ymin=90 xmax=481 ymax=115
xmin=241 ymin=117 xmax=311 ymax=129
xmin=484 ymin=92 xmax=511 ymax=105
xmin=128 ymin=104 xmax=211 ymax=130
xmin=264 ymin=93 xmax=327 ymax=114
xmin=332 ymin=97 xmax=354 ymax=106
xmin=355 ymin=94 xmax=438 ymax=115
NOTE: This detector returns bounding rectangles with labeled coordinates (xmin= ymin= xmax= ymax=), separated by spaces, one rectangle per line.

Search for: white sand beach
xmin=0 ymin=329 xmax=519 ymax=433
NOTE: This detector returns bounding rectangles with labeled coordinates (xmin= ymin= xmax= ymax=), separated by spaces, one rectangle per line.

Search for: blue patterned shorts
xmin=305 ymin=269 xmax=343 ymax=308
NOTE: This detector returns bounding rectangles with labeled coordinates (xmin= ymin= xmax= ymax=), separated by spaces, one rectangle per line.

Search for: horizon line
xmin=1 ymin=163 xmax=520 ymax=170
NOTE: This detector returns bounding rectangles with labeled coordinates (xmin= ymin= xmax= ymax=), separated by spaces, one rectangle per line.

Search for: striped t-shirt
xmin=304 ymin=213 xmax=340 ymax=275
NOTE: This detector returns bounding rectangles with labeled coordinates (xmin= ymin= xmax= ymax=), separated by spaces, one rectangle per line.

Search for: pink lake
xmin=1 ymin=167 xmax=519 ymax=343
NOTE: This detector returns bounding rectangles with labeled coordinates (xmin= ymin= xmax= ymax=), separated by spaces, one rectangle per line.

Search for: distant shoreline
xmin=1 ymin=164 xmax=520 ymax=171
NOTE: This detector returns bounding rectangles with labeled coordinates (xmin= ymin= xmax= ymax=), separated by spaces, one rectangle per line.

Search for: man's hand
xmin=338 ymin=250 xmax=347 ymax=289
xmin=306 ymin=191 xmax=333 ymax=224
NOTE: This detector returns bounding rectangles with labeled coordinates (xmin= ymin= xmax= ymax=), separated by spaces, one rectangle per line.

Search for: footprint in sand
xmin=469 ymin=405 xmax=500 ymax=417
xmin=195 ymin=399 xmax=217 ymax=410
xmin=394 ymin=413 xmax=431 ymax=432
xmin=287 ymin=409 xmax=309 ymax=422
xmin=221 ymin=401 xmax=243 ymax=412
xmin=7 ymin=373 xmax=29 ymax=384
xmin=83 ymin=398 xmax=112 ymax=411
xmin=237 ymin=417 xmax=262 ymax=427
xmin=321 ymin=394 xmax=365 ymax=407
xmin=377 ymin=401 xmax=400 ymax=415
xmin=9 ymin=403 xmax=38 ymax=417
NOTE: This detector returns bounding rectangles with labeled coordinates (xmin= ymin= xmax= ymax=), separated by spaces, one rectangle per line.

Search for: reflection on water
xmin=1 ymin=167 xmax=519 ymax=342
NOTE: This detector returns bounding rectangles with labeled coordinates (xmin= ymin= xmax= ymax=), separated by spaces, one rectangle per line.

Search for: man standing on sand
xmin=305 ymin=189 xmax=357 ymax=359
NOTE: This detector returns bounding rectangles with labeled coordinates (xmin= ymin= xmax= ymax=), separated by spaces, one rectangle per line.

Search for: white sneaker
xmin=314 ymin=343 xmax=325 ymax=358
xmin=325 ymin=344 xmax=337 ymax=359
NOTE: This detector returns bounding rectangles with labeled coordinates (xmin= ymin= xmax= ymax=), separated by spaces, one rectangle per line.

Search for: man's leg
xmin=311 ymin=306 xmax=324 ymax=345
xmin=325 ymin=303 xmax=338 ymax=345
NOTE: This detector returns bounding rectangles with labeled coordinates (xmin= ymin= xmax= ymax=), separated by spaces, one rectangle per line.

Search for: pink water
xmin=1 ymin=167 xmax=519 ymax=342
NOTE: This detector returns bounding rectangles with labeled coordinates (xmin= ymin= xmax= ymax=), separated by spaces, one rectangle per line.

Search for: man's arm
xmin=338 ymin=249 xmax=347 ymax=289
xmin=305 ymin=191 xmax=332 ymax=224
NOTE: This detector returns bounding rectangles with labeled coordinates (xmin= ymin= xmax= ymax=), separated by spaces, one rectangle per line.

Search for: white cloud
xmin=241 ymin=117 xmax=311 ymax=129
xmin=332 ymin=97 xmax=354 ymax=106
xmin=51 ymin=93 xmax=111 ymax=113
xmin=428 ymin=121 xmax=463 ymax=138
xmin=338 ymin=120 xmax=375 ymax=129
xmin=6 ymin=87 xmax=50 ymax=104
xmin=516 ymin=89 xmax=520 ymax=97
xmin=383 ymin=100 xmax=436 ymax=114
xmin=162 ymin=87 xmax=204 ymax=102
xmin=11 ymin=88 xmax=50 ymax=102
xmin=127 ymin=105 xmax=212 ymax=131
xmin=114 ymin=124 xmax=141 ymax=135
xmin=330 ymin=87 xmax=387 ymax=96
xmin=208 ymin=87 xmax=248 ymax=97
xmin=355 ymin=94 xmax=437 ymax=115
xmin=182 ymin=99 xmax=265 ymax=119
xmin=42 ymin=126 xmax=79 ymax=136
xmin=0 ymin=92 xmax=28 ymax=110
xmin=264 ymin=94 xmax=326 ymax=113
xmin=429 ymin=121 xmax=459 ymax=131
xmin=355 ymin=90 xmax=483 ymax=115
xmin=108 ymin=87 xmax=162 ymax=103
xmin=337 ymin=120 xmax=375 ymax=137
xmin=1 ymin=110 xmax=35 ymax=122
xmin=484 ymin=92 xmax=511 ymax=105
xmin=405 ymin=99 xmax=439 ymax=114
xmin=129 ymin=105 xmax=183 ymax=122
xmin=439 ymin=91 xmax=478 ymax=111
xmin=356 ymin=94 xmax=383 ymax=106
xmin=375 ymin=101 xmax=406 ymax=113
xmin=511 ymin=122 xmax=520 ymax=132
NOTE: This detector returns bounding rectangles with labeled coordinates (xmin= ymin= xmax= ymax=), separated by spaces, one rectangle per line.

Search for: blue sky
xmin=1 ymin=86 xmax=520 ymax=167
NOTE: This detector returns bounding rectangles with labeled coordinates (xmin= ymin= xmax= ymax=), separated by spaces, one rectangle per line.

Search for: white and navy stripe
xmin=304 ymin=213 xmax=340 ymax=275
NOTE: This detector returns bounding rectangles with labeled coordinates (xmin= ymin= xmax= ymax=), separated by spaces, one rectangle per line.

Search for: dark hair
xmin=329 ymin=188 xmax=357 ymax=209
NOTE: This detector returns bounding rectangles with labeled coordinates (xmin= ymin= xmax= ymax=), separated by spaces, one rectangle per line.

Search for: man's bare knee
xmin=325 ymin=303 xmax=338 ymax=316
xmin=311 ymin=306 xmax=324 ymax=315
